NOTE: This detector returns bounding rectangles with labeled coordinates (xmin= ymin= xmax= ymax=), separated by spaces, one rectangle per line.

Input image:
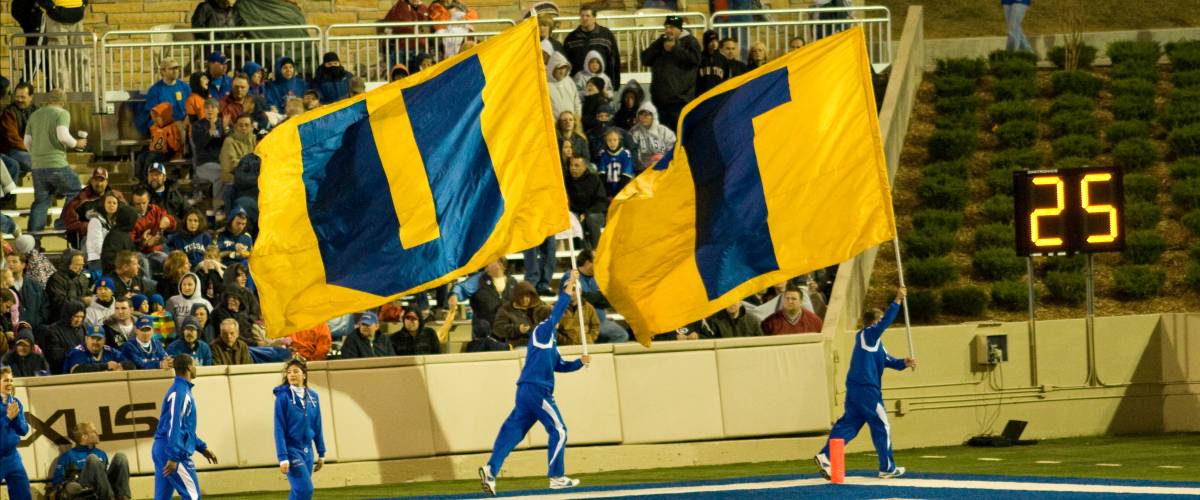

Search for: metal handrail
xmin=710 ymin=6 xmax=892 ymax=67
xmin=7 ymin=31 xmax=101 ymax=111
xmin=323 ymin=19 xmax=517 ymax=82
xmin=552 ymin=12 xmax=709 ymax=73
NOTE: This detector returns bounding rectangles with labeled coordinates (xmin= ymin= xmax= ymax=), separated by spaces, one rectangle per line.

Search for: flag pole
xmin=566 ymin=228 xmax=590 ymax=358
xmin=891 ymin=238 xmax=915 ymax=361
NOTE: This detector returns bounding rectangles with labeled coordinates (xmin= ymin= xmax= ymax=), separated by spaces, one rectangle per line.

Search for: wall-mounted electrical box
xmin=972 ymin=333 xmax=1008 ymax=366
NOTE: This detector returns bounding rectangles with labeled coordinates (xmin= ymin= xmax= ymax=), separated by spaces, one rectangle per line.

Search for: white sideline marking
xmin=500 ymin=477 xmax=1200 ymax=499
xmin=1035 ymin=460 xmax=1062 ymax=464
xmin=978 ymin=457 xmax=1004 ymax=461
xmin=1158 ymin=465 xmax=1184 ymax=469
xmin=920 ymin=455 xmax=947 ymax=459
xmin=1097 ymin=463 xmax=1123 ymax=467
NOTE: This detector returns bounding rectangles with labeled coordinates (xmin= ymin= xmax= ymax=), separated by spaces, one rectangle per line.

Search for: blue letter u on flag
xmin=298 ymin=55 xmax=504 ymax=296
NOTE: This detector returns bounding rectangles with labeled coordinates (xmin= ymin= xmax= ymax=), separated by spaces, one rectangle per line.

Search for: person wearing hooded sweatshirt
xmin=166 ymin=209 xmax=212 ymax=268
xmin=613 ymin=80 xmax=646 ymax=131
xmin=138 ymin=102 xmax=183 ymax=181
xmin=389 ymin=64 xmax=410 ymax=82
xmin=266 ymin=57 xmax=309 ymax=112
xmin=391 ymin=306 xmax=455 ymax=355
xmin=45 ymin=251 xmax=90 ymax=324
xmin=640 ymin=16 xmax=701 ymax=132
xmin=312 ymin=52 xmax=353 ymax=104
xmin=214 ymin=285 xmax=256 ymax=345
xmin=628 ymin=102 xmax=676 ymax=170
xmin=191 ymin=0 xmax=238 ymax=39
xmin=167 ymin=273 xmax=213 ymax=330
xmin=218 ymin=207 xmax=254 ymax=267
xmin=43 ymin=301 xmax=87 ymax=374
xmin=220 ymin=116 xmax=257 ymax=209
xmin=0 ymin=366 xmax=32 ymax=500
xmin=190 ymin=303 xmax=217 ymax=345
xmin=185 ymin=72 xmax=210 ymax=124
xmin=168 ymin=316 xmax=213 ymax=366
xmin=2 ymin=332 xmax=48 ymax=377
xmin=100 ymin=205 xmax=139 ymax=276
xmin=697 ymin=30 xmax=727 ymax=95
xmin=141 ymin=57 xmax=190 ymax=136
xmin=244 ymin=61 xmax=267 ymax=97
xmin=273 ymin=358 xmax=326 ymax=500
xmin=492 ymin=282 xmax=551 ymax=348
xmin=546 ymin=52 xmax=582 ymax=125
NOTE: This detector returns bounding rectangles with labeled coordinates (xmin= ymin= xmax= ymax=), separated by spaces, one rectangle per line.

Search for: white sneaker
xmin=549 ymin=476 xmax=581 ymax=489
xmin=814 ymin=453 xmax=832 ymax=480
xmin=878 ymin=466 xmax=906 ymax=479
xmin=479 ymin=465 xmax=496 ymax=496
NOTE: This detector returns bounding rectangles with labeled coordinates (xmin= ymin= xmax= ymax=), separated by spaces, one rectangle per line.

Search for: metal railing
xmin=98 ymin=25 xmax=322 ymax=112
xmin=711 ymin=6 xmax=892 ymax=68
xmin=7 ymin=32 xmax=99 ymax=108
xmin=553 ymin=11 xmax=708 ymax=73
xmin=323 ymin=19 xmax=516 ymax=83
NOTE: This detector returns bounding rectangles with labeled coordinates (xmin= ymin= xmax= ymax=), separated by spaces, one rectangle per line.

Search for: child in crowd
xmin=581 ymin=77 xmax=610 ymax=132
xmin=628 ymin=102 xmax=676 ymax=170
xmin=284 ymin=97 xmax=305 ymax=121
xmin=302 ymin=90 xmax=321 ymax=111
xmin=599 ymin=129 xmax=634 ymax=197
xmin=140 ymin=102 xmax=183 ymax=181
xmin=149 ymin=294 xmax=175 ymax=343
xmin=244 ymin=61 xmax=267 ymax=96
xmin=573 ymin=51 xmax=613 ymax=93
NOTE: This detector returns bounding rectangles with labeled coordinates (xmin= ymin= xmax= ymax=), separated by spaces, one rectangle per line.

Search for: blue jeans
xmin=1 ymin=151 xmax=32 ymax=182
xmin=29 ymin=166 xmax=82 ymax=231
xmin=598 ymin=319 xmax=629 ymax=343
xmin=1004 ymin=3 xmax=1033 ymax=52
xmin=522 ymin=237 xmax=557 ymax=291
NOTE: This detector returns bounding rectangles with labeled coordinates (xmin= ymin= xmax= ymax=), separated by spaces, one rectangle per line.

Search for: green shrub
xmin=906 ymin=257 xmax=959 ymax=288
xmin=1170 ymin=157 xmax=1200 ymax=179
xmin=981 ymin=195 xmax=1015 ymax=223
xmin=1124 ymin=201 xmax=1161 ymax=230
xmin=1171 ymin=177 xmax=1200 ymax=210
xmin=1109 ymin=78 xmax=1157 ymax=99
xmin=1049 ymin=111 xmax=1097 ymax=137
xmin=986 ymin=167 xmax=1016 ymax=195
xmin=990 ymin=58 xmax=1037 ymax=79
xmin=1174 ymin=69 xmax=1200 ymax=88
xmin=1045 ymin=270 xmax=1086 ymax=305
xmin=989 ymin=49 xmax=1039 ymax=64
xmin=928 ymin=129 xmax=978 ymax=161
xmin=906 ymin=289 xmax=941 ymax=323
xmin=917 ymin=174 xmax=970 ymax=210
xmin=936 ymin=57 xmax=987 ymax=79
xmin=1047 ymin=44 xmax=1098 ymax=69
xmin=1160 ymin=89 xmax=1200 ymax=130
xmin=934 ymin=75 xmax=977 ymax=98
xmin=993 ymin=77 xmax=1040 ymax=101
xmin=913 ymin=209 xmax=964 ymax=233
xmin=1189 ymin=241 xmax=1200 ymax=262
xmin=1122 ymin=230 xmax=1166 ymax=264
xmin=974 ymin=247 xmax=1025 ymax=280
xmin=1113 ymin=265 xmax=1166 ymax=300
xmin=1051 ymin=70 xmax=1102 ymax=97
xmin=997 ymin=120 xmax=1039 ymax=148
xmin=934 ymin=95 xmax=981 ymax=116
xmin=1186 ymin=263 xmax=1200 ymax=293
xmin=992 ymin=148 xmax=1044 ymax=170
xmin=1107 ymin=40 xmax=1161 ymax=66
xmin=942 ymin=286 xmax=989 ymax=316
xmin=1050 ymin=94 xmax=1096 ymax=115
xmin=1053 ymin=134 xmax=1102 ymax=159
xmin=1106 ymin=120 xmax=1150 ymax=143
xmin=1122 ymin=173 xmax=1160 ymax=203
xmin=923 ymin=160 xmax=970 ymax=180
xmin=1112 ymin=138 xmax=1159 ymax=170
xmin=934 ymin=112 xmax=980 ymax=131
xmin=1110 ymin=61 xmax=1159 ymax=82
xmin=1169 ymin=123 xmax=1200 ymax=158
xmin=1055 ymin=156 xmax=1093 ymax=169
xmin=1168 ymin=41 xmax=1200 ymax=71
xmin=904 ymin=230 xmax=957 ymax=259
xmin=1043 ymin=255 xmax=1086 ymax=274
xmin=1181 ymin=209 xmax=1200 ymax=235
xmin=1110 ymin=95 xmax=1157 ymax=121
xmin=975 ymin=223 xmax=1014 ymax=249
xmin=991 ymin=280 xmax=1030 ymax=311
xmin=988 ymin=100 xmax=1038 ymax=125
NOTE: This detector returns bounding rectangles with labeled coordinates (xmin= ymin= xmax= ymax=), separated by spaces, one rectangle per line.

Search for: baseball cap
xmin=86 ymin=324 xmax=106 ymax=338
xmin=150 ymin=162 xmax=166 ymax=175
xmin=160 ymin=57 xmax=180 ymax=70
xmin=91 ymin=167 xmax=109 ymax=180
xmin=207 ymin=52 xmax=227 ymax=65
xmin=136 ymin=316 xmax=154 ymax=330
xmin=358 ymin=311 xmax=379 ymax=325
xmin=664 ymin=16 xmax=684 ymax=29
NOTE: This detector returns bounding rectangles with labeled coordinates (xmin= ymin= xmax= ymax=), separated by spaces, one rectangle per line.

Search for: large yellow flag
xmin=251 ymin=19 xmax=568 ymax=336
xmin=595 ymin=28 xmax=895 ymax=343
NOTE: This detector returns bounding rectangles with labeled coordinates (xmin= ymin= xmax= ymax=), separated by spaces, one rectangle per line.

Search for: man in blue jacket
xmin=121 ymin=316 xmax=172 ymax=369
xmin=480 ymin=271 xmax=590 ymax=496
xmin=49 ymin=421 xmax=131 ymax=500
xmin=0 ymin=367 xmax=31 ymax=500
xmin=152 ymin=354 xmax=218 ymax=500
xmin=815 ymin=287 xmax=914 ymax=480
xmin=63 ymin=325 xmax=133 ymax=374
xmin=265 ymin=56 xmax=309 ymax=112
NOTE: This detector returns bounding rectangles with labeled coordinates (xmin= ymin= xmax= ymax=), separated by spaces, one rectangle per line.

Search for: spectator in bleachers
xmin=408 ymin=53 xmax=435 ymax=74
xmin=522 ymin=232 xmax=557 ymax=298
xmin=167 ymin=209 xmax=214 ymax=268
xmin=7 ymin=253 xmax=47 ymax=330
xmin=493 ymin=281 xmax=548 ymax=348
xmin=231 ymin=153 xmax=261 ymax=224
xmin=574 ymin=250 xmax=628 ymax=343
xmin=205 ymin=52 xmax=233 ymax=99
xmin=131 ymin=185 xmax=177 ymax=271
xmin=110 ymin=251 xmax=153 ymax=300
xmin=556 ymin=289 xmax=599 ymax=346
xmin=220 ymin=116 xmax=256 ymax=212
xmin=63 ymin=325 xmax=132 ymax=373
xmin=131 ymin=294 xmax=149 ymax=315
xmin=167 ymin=317 xmax=213 ymax=366
xmin=39 ymin=0 xmax=90 ymax=92
xmin=564 ymin=155 xmax=606 ymax=249
xmin=242 ymin=95 xmax=271 ymax=137
xmin=706 ymin=302 xmax=763 ymax=338
xmin=166 ymin=272 xmax=212 ymax=329
xmin=191 ymin=0 xmax=239 ymax=39
xmin=572 ymin=51 xmax=614 ymax=94
xmin=141 ymin=58 xmax=190 ymax=137
xmin=565 ymin=6 xmax=621 ymax=87
xmin=144 ymin=162 xmax=189 ymax=220
xmin=217 ymin=207 xmax=253 ymax=267
xmin=391 ymin=307 xmax=453 ymax=355
xmin=138 ymin=107 xmax=184 ymax=181
xmin=186 ymin=72 xmax=209 ymax=124
xmin=103 ymin=298 xmax=135 ymax=349
xmin=789 ymin=36 xmax=806 ymax=51
xmin=761 ymin=286 xmax=823 ymax=334
xmin=313 ymin=52 xmax=353 ymax=104
xmin=746 ymin=41 xmax=768 ymax=71
xmin=613 ymin=80 xmax=646 ymax=130
xmin=641 ymin=16 xmax=700 ymax=132
xmin=85 ymin=277 xmax=115 ymax=328
xmin=302 ymin=89 xmax=320 ymax=111
xmin=581 ymin=78 xmax=611 ymax=132
xmin=436 ymin=3 xmax=474 ymax=58
xmin=14 ymin=235 xmax=54 ymax=289
xmin=341 ymin=311 xmax=392 ymax=359
xmin=48 ymin=422 xmax=133 ymax=500
xmin=220 ymin=74 xmax=250 ymax=127
xmin=0 ymin=289 xmax=20 ymax=356
xmin=537 ymin=12 xmax=566 ymax=57
xmin=24 ymin=88 xmax=84 ymax=231
xmin=652 ymin=321 xmax=708 ymax=341
xmin=193 ymin=98 xmax=225 ymax=208
xmin=244 ymin=61 xmax=267 ymax=97
xmin=64 ymin=167 xmax=126 ymax=251
xmin=628 ymin=102 xmax=676 ymax=169
xmin=283 ymin=97 xmax=305 ymax=122
xmin=598 ymin=128 xmax=634 ymax=197
xmin=2 ymin=332 xmax=48 ymax=377
xmin=100 ymin=204 xmax=139 ymax=276
xmin=290 ymin=322 xmax=331 ymax=361
xmin=807 ymin=280 xmax=828 ymax=319
xmin=559 ymin=139 xmax=577 ymax=171
xmin=45 ymin=251 xmax=89 ymax=324
xmin=120 ymin=316 xmax=170 ymax=369
xmin=719 ymin=38 xmax=747 ymax=80
xmin=213 ymin=285 xmax=255 ymax=345
xmin=450 ymin=257 xmax=513 ymax=333
xmin=222 ymin=263 xmax=259 ymax=315
xmin=210 ymin=317 xmax=252 ymax=365
xmin=390 ymin=64 xmax=410 ymax=82
xmin=697 ymin=30 xmax=726 ymax=95
xmin=380 ymin=0 xmax=431 ymax=68
xmin=547 ymin=53 xmax=581 ymax=128
xmin=266 ymin=57 xmax=309 ymax=112
xmin=157 ymin=251 xmax=191 ymax=299
xmin=44 ymin=301 xmax=87 ymax=374
xmin=191 ymin=303 xmax=215 ymax=343
xmin=0 ymin=82 xmax=36 ymax=181
xmin=556 ymin=111 xmax=589 ymax=164
xmin=348 ymin=77 xmax=366 ymax=99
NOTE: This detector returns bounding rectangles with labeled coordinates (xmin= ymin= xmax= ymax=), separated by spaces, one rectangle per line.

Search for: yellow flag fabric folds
xmin=595 ymin=28 xmax=895 ymax=343
xmin=251 ymin=19 xmax=568 ymax=336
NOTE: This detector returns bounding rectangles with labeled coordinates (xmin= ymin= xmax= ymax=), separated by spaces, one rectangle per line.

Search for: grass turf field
xmin=210 ymin=433 xmax=1200 ymax=499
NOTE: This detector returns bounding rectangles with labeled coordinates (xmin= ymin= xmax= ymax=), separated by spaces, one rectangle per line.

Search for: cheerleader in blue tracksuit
xmin=0 ymin=367 xmax=31 ymax=500
xmin=273 ymin=358 xmax=326 ymax=500
xmin=479 ymin=271 xmax=591 ymax=497
xmin=152 ymin=354 xmax=218 ymax=500
xmin=815 ymin=287 xmax=915 ymax=480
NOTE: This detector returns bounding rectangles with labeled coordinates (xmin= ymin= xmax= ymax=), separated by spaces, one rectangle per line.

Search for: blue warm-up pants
xmin=152 ymin=442 xmax=202 ymax=500
xmin=820 ymin=384 xmax=896 ymax=473
xmin=487 ymin=384 xmax=568 ymax=478
xmin=0 ymin=453 xmax=31 ymax=500
xmin=285 ymin=448 xmax=315 ymax=500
